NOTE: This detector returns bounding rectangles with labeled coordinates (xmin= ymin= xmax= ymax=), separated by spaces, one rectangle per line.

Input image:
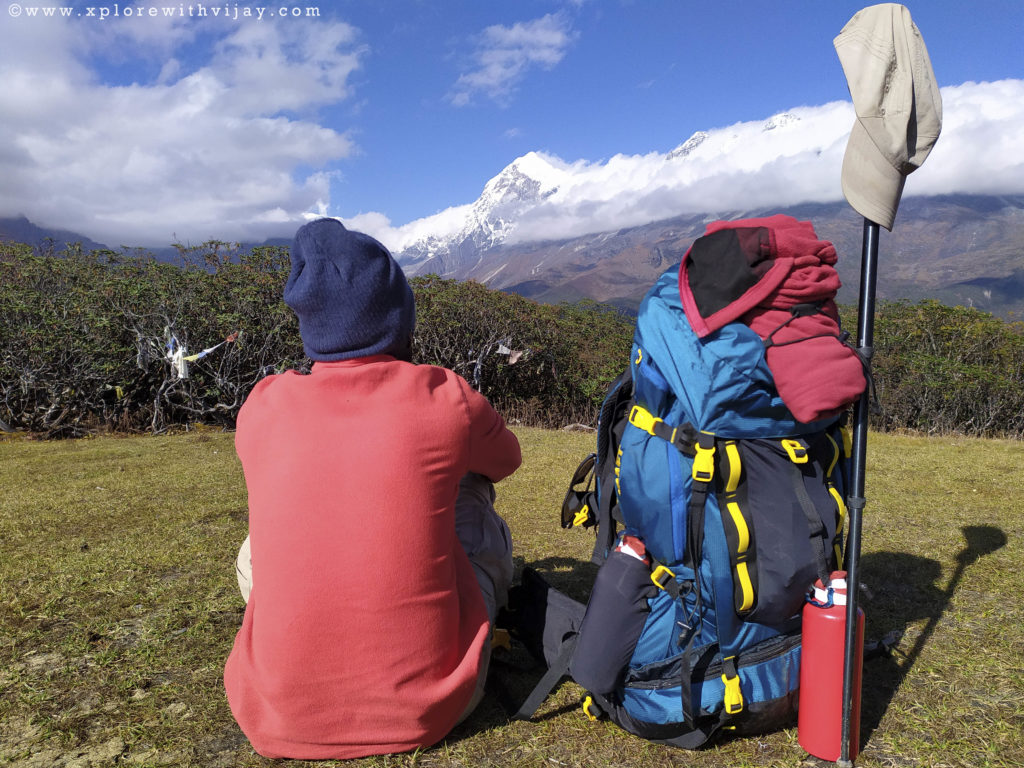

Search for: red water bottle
xmin=798 ymin=571 xmax=864 ymax=762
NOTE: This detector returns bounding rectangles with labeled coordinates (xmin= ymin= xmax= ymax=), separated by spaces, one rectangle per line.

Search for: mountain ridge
xmin=389 ymin=146 xmax=1024 ymax=317
xmin=484 ymin=194 xmax=1024 ymax=317
xmin=5 ymin=193 xmax=1024 ymax=318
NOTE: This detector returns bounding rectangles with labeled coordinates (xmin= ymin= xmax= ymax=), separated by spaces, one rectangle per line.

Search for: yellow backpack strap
xmin=780 ymin=438 xmax=809 ymax=463
xmin=824 ymin=432 xmax=847 ymax=564
xmin=628 ymin=404 xmax=699 ymax=456
xmin=719 ymin=440 xmax=756 ymax=616
xmin=684 ymin=431 xmax=717 ymax=621
xmin=721 ymin=656 xmax=744 ymax=715
xmin=692 ymin=431 xmax=716 ymax=482
xmin=624 ymin=405 xmax=709 ymax=603
xmin=648 ymin=560 xmax=681 ymax=600
xmin=582 ymin=695 xmax=603 ymax=721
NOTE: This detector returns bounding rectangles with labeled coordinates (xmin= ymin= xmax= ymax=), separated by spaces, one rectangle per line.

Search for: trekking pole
xmin=838 ymin=218 xmax=879 ymax=768
xmin=832 ymin=6 xmax=942 ymax=763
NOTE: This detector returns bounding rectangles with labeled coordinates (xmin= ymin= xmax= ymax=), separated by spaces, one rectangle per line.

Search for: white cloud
xmin=81 ymin=5 xmax=201 ymax=59
xmin=906 ymin=79 xmax=1024 ymax=197
xmin=369 ymin=80 xmax=1024 ymax=251
xmin=209 ymin=20 xmax=365 ymax=115
xmin=449 ymin=13 xmax=575 ymax=107
xmin=0 ymin=9 xmax=363 ymax=246
xmin=506 ymin=103 xmax=854 ymax=243
xmin=345 ymin=204 xmax=475 ymax=253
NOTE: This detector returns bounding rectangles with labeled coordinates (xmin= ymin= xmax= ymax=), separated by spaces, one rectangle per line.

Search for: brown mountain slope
xmin=455 ymin=195 xmax=1024 ymax=316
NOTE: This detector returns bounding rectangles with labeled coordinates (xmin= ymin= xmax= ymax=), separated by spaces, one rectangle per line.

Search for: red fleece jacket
xmin=223 ymin=356 xmax=521 ymax=760
xmin=680 ymin=215 xmax=866 ymax=423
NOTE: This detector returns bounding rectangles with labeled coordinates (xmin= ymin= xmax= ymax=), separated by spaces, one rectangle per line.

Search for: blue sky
xmin=1 ymin=0 xmax=1022 ymax=247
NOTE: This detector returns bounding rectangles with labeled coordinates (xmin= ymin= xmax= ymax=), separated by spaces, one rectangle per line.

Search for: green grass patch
xmin=1 ymin=428 xmax=1022 ymax=767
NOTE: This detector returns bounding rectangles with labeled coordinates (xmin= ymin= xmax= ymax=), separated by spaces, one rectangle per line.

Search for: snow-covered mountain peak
xmin=480 ymin=151 xmax=565 ymax=205
xmin=667 ymin=131 xmax=709 ymax=160
xmin=396 ymin=152 xmax=570 ymax=275
xmin=762 ymin=112 xmax=800 ymax=131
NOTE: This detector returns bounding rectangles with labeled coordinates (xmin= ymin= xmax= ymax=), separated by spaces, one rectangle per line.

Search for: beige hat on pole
xmin=834 ymin=4 xmax=942 ymax=230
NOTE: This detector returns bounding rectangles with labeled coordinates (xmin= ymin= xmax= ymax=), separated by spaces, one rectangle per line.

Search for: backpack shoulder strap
xmin=512 ymin=633 xmax=578 ymax=720
xmin=590 ymin=369 xmax=635 ymax=563
xmin=498 ymin=567 xmax=587 ymax=720
xmin=561 ymin=370 xmax=637 ymax=563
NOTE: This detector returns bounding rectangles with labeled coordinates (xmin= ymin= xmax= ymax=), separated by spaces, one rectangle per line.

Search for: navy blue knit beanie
xmin=284 ymin=218 xmax=415 ymax=362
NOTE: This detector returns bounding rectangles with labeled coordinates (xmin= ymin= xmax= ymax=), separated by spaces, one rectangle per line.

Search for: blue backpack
xmin=510 ymin=261 xmax=851 ymax=748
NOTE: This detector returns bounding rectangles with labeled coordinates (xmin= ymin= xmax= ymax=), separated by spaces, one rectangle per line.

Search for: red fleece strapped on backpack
xmin=678 ymin=215 xmax=866 ymax=423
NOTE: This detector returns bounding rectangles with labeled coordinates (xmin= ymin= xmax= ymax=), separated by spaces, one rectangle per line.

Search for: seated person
xmin=224 ymin=218 xmax=522 ymax=760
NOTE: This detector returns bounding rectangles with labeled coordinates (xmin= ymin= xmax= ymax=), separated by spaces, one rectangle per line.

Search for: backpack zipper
xmin=624 ymin=631 xmax=801 ymax=690
xmin=701 ymin=631 xmax=801 ymax=681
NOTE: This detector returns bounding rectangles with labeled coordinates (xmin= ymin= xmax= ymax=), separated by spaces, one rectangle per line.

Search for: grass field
xmin=1 ymin=427 xmax=1022 ymax=767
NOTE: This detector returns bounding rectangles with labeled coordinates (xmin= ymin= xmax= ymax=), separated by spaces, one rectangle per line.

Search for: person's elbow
xmin=486 ymin=430 xmax=522 ymax=483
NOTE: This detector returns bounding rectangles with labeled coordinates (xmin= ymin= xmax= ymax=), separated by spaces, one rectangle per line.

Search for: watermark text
xmin=8 ymin=3 xmax=322 ymax=21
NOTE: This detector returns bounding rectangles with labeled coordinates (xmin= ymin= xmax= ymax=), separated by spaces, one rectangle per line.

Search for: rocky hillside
xmin=400 ymin=195 xmax=1024 ymax=316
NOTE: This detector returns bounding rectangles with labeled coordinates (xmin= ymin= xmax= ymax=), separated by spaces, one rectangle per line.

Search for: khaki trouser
xmin=234 ymin=472 xmax=513 ymax=722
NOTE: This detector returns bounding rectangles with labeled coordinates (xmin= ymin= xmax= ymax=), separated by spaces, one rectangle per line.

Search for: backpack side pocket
xmin=717 ymin=435 xmax=839 ymax=626
xmin=570 ymin=546 xmax=657 ymax=695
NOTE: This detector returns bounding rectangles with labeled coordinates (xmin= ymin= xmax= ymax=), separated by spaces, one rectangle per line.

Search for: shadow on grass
xmin=519 ymin=555 xmax=600 ymax=604
xmin=858 ymin=524 xmax=1008 ymax=748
